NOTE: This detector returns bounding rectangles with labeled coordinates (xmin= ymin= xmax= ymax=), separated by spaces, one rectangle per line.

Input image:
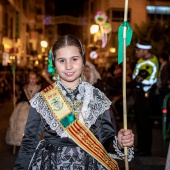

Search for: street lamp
xmin=109 ymin=47 xmax=116 ymax=53
xmin=40 ymin=40 xmax=48 ymax=53
xmin=40 ymin=40 xmax=48 ymax=68
xmin=90 ymin=24 xmax=99 ymax=34
xmin=89 ymin=25 xmax=100 ymax=60
xmin=90 ymin=24 xmax=99 ymax=43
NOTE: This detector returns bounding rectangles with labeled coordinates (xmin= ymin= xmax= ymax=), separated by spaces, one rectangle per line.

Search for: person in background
xmin=84 ymin=61 xmax=106 ymax=93
xmin=6 ymin=72 xmax=41 ymax=146
xmin=165 ymin=49 xmax=170 ymax=170
xmin=84 ymin=61 xmax=119 ymax=133
xmin=153 ymin=52 xmax=170 ymax=123
xmin=132 ymin=40 xmax=159 ymax=156
xmin=39 ymin=70 xmax=54 ymax=90
xmin=14 ymin=34 xmax=134 ymax=170
xmin=0 ymin=74 xmax=12 ymax=102
xmin=156 ymin=52 xmax=170 ymax=101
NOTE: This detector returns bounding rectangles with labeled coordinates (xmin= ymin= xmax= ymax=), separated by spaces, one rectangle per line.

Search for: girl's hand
xmin=117 ymin=129 xmax=134 ymax=148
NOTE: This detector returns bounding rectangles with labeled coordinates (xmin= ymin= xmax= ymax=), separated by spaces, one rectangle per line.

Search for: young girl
xmin=14 ymin=35 xmax=134 ymax=170
xmin=6 ymin=71 xmax=41 ymax=146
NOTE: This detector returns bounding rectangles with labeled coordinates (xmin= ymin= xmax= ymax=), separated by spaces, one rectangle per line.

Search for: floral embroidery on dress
xmin=28 ymin=140 xmax=107 ymax=170
xmin=110 ymin=136 xmax=134 ymax=161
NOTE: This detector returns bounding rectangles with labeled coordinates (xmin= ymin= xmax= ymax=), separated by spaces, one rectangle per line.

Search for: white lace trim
xmin=109 ymin=136 xmax=134 ymax=161
xmin=30 ymin=82 xmax=112 ymax=138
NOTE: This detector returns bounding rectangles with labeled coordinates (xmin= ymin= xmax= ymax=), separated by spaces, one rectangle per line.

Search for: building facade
xmin=0 ymin=0 xmax=48 ymax=69
xmin=0 ymin=0 xmax=170 ymax=69
xmin=84 ymin=0 xmax=170 ymax=68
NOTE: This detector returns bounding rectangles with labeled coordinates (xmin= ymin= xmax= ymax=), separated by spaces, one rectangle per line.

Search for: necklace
xmin=64 ymin=84 xmax=78 ymax=91
xmin=60 ymin=82 xmax=80 ymax=92
xmin=70 ymin=100 xmax=82 ymax=113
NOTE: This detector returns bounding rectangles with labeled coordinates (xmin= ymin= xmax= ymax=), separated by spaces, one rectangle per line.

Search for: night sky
xmin=54 ymin=0 xmax=86 ymax=39
xmin=55 ymin=0 xmax=85 ymax=17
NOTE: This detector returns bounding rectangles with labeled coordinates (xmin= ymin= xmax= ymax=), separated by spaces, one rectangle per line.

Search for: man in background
xmin=132 ymin=40 xmax=159 ymax=156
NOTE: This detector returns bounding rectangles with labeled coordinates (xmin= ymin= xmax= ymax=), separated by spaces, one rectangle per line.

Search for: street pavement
xmin=0 ymin=100 xmax=167 ymax=170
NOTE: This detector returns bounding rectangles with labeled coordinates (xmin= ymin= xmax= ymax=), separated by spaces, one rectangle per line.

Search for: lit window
xmin=146 ymin=6 xmax=170 ymax=15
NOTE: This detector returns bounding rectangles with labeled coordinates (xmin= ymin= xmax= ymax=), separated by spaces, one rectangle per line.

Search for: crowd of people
xmin=0 ymin=72 xmax=12 ymax=102
xmin=2 ymin=34 xmax=170 ymax=169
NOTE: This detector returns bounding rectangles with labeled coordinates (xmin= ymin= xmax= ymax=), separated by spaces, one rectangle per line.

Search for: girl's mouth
xmin=65 ymin=72 xmax=74 ymax=77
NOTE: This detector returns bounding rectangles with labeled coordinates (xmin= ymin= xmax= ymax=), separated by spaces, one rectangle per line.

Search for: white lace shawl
xmin=30 ymin=81 xmax=112 ymax=138
xmin=30 ymin=81 xmax=134 ymax=161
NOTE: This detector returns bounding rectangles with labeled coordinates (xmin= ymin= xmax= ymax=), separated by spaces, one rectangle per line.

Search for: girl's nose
xmin=66 ymin=61 xmax=72 ymax=69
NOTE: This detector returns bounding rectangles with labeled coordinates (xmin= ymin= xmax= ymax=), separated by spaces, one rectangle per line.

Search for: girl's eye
xmin=58 ymin=59 xmax=65 ymax=63
xmin=72 ymin=58 xmax=78 ymax=61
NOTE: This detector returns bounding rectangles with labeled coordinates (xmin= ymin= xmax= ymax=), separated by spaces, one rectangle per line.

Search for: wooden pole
xmin=12 ymin=57 xmax=16 ymax=155
xmin=123 ymin=0 xmax=129 ymax=169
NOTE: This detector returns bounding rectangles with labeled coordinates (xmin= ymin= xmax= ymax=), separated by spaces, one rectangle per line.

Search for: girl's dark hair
xmin=52 ymin=34 xmax=86 ymax=66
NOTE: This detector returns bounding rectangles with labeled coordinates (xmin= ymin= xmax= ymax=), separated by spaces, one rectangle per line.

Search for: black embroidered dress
xmin=14 ymin=81 xmax=133 ymax=170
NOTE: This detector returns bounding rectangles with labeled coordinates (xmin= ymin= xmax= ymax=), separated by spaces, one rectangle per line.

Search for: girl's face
xmin=28 ymin=74 xmax=37 ymax=85
xmin=55 ymin=46 xmax=83 ymax=87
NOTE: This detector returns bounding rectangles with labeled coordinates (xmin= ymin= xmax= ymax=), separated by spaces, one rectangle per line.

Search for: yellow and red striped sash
xmin=41 ymin=83 xmax=119 ymax=170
